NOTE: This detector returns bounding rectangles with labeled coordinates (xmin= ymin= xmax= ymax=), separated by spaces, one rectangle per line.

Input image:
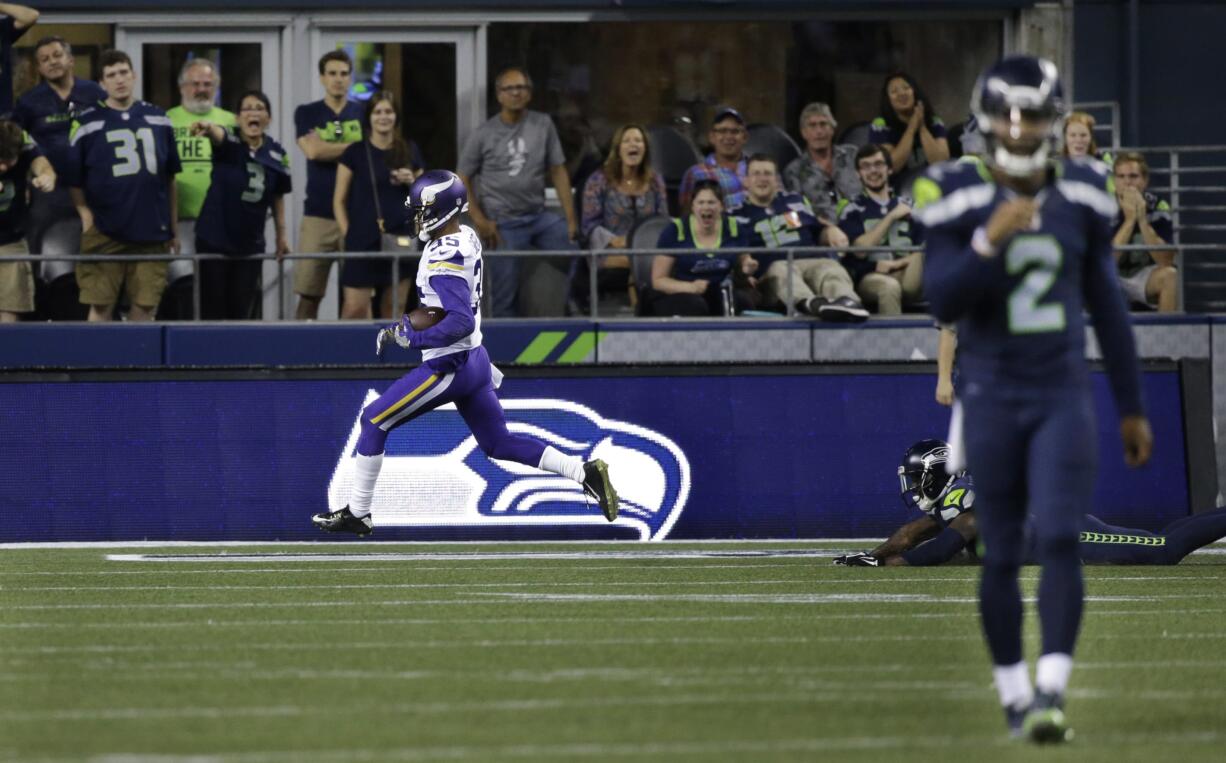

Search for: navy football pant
xmin=1079 ymin=507 xmax=1226 ymax=565
xmin=354 ymin=346 xmax=547 ymax=467
xmin=963 ymin=389 xmax=1096 ymax=666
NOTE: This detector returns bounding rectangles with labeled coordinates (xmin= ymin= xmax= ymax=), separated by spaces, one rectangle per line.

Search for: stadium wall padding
xmin=0 ymin=365 xmax=1192 ymax=543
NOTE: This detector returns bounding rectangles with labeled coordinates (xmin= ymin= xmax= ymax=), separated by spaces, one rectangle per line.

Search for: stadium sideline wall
xmin=0 ymin=318 xmax=1217 ymax=543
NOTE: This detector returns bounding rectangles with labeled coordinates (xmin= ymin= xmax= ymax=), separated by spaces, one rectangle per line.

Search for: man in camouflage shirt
xmin=782 ymin=102 xmax=860 ymax=241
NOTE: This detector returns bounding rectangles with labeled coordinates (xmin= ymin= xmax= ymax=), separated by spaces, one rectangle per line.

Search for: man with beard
xmin=167 ymin=59 xmax=235 ymax=274
xmin=14 ymin=35 xmax=105 ymax=268
xmin=838 ymin=144 xmax=925 ymax=315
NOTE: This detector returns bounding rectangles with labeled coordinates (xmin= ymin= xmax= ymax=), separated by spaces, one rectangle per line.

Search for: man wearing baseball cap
xmin=678 ymin=106 xmax=750 ymax=211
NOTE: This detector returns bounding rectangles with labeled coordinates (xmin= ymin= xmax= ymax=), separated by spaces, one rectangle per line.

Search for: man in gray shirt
xmin=458 ymin=66 xmax=578 ymax=317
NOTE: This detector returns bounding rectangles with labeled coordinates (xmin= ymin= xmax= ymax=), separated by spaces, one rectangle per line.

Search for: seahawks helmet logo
xmin=328 ymin=393 xmax=691 ymax=540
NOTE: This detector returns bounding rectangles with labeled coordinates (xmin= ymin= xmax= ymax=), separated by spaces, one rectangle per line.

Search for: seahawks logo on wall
xmin=327 ymin=393 xmax=691 ymax=540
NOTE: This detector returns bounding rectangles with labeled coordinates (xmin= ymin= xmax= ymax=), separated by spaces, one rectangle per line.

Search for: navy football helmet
xmin=971 ymin=55 xmax=1066 ymax=177
xmin=406 ymin=170 xmax=469 ymax=239
xmin=898 ymin=438 xmax=956 ymax=514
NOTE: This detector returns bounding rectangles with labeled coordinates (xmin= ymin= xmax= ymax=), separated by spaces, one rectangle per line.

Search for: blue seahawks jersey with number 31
xmin=416 ymin=224 xmax=484 ymax=361
xmin=914 ymin=159 xmax=1143 ymax=415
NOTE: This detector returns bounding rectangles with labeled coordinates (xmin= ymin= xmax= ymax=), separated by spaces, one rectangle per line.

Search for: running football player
xmin=311 ymin=170 xmax=619 ymax=536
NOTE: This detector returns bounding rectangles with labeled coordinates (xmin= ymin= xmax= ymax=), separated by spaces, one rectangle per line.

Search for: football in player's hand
xmin=407 ymin=306 xmax=446 ymax=330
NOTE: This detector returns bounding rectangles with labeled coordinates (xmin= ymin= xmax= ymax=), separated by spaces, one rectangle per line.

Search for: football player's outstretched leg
xmin=917 ymin=57 xmax=1152 ymax=743
xmin=311 ymin=171 xmax=619 ymax=537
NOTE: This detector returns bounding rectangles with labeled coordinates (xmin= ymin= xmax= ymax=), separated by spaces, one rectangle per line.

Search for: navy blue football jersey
xmin=914 ymin=158 xmax=1143 ymax=416
xmin=13 ymin=78 xmax=106 ymax=175
xmin=68 ymin=101 xmax=181 ymax=243
xmin=837 ymin=192 xmax=924 ymax=284
xmin=730 ymin=191 xmax=824 ymax=272
xmin=928 ymin=474 xmax=975 ymax=528
xmin=195 ymin=132 xmax=293 ymax=256
xmin=1112 ymin=190 xmax=1174 ymax=278
xmin=0 ymin=132 xmax=41 ymax=245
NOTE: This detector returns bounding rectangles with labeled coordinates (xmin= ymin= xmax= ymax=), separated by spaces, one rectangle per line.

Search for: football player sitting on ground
xmin=834 ymin=439 xmax=1226 ymax=568
xmin=311 ymin=170 xmax=619 ymax=537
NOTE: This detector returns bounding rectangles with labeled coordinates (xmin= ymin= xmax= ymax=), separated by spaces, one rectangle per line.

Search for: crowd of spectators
xmin=0 ymin=3 xmax=1185 ymax=323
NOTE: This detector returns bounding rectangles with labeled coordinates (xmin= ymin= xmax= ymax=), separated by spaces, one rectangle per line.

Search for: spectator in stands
xmin=334 ymin=91 xmax=423 ymax=320
xmin=190 ymin=90 xmax=291 ymax=320
xmin=732 ymin=153 xmax=866 ymax=321
xmin=837 ymin=144 xmax=924 ymax=315
xmin=68 ymin=49 xmax=180 ymax=322
xmin=678 ymin=107 xmax=750 ymax=212
xmin=168 ymin=59 xmax=235 ymax=262
xmin=457 ymin=66 xmax=578 ymax=318
xmin=14 ymin=36 xmax=105 ymax=262
xmin=579 ymin=123 xmax=667 ymax=308
xmin=293 ymin=50 xmax=364 ymax=320
xmin=1063 ymin=111 xmax=1113 ymax=165
xmin=1112 ymin=151 xmax=1177 ymax=312
xmin=0 ymin=4 xmax=38 ymax=115
xmin=782 ymin=102 xmax=860 ymax=240
xmin=0 ymin=118 xmax=54 ymax=321
xmin=870 ymin=72 xmax=949 ymax=191
xmin=650 ymin=179 xmax=758 ymax=316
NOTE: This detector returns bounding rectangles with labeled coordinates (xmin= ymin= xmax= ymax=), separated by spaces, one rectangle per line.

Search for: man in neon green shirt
xmin=167 ymin=58 xmax=235 ymax=305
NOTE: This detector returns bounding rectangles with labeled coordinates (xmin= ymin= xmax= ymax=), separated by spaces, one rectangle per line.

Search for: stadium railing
xmin=0 ymin=242 xmax=1204 ymax=320
xmin=1120 ymin=145 xmax=1226 ymax=312
xmin=1072 ymin=100 xmax=1122 ymax=152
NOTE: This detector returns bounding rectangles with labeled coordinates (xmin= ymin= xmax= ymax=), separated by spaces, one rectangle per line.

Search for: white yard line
xmin=5 ymin=684 xmax=1226 ymax=723
xmin=6 ymin=589 xmax=1221 ymax=612
xmin=24 ymin=731 xmax=1226 ymax=763
xmin=10 ymin=628 xmax=1226 ymax=658
xmin=0 ymin=563 xmax=808 ymax=577
xmin=5 ymin=606 xmax=1225 ymax=630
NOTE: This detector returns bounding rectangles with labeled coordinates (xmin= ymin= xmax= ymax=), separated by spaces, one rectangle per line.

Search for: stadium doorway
xmin=117 ymin=25 xmax=288 ymax=320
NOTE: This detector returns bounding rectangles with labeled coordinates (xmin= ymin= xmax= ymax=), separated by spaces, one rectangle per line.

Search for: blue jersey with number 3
xmin=68 ymin=102 xmax=181 ymax=243
xmin=914 ymin=159 xmax=1142 ymax=415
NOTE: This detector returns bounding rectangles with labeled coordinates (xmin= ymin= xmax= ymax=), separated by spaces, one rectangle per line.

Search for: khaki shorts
xmin=293 ymin=215 xmax=343 ymax=298
xmin=76 ymin=228 xmax=170 ymax=309
xmin=0 ymin=240 xmax=34 ymax=313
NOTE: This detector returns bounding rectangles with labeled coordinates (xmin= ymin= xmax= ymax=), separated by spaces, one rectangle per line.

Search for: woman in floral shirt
xmin=578 ymin=124 xmax=668 ymax=306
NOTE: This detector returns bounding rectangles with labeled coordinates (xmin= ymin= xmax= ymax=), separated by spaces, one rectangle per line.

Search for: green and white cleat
xmin=1023 ymin=691 xmax=1073 ymax=744
xmin=582 ymin=459 xmax=619 ymax=522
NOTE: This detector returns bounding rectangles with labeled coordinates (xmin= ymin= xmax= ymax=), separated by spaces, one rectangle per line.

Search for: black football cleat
xmin=1023 ymin=691 xmax=1073 ymax=744
xmin=311 ymin=506 xmax=374 ymax=537
xmin=582 ymin=459 xmax=619 ymax=522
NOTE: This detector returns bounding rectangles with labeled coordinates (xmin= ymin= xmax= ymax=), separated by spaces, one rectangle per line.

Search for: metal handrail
xmin=2 ymin=242 xmax=1214 ymax=321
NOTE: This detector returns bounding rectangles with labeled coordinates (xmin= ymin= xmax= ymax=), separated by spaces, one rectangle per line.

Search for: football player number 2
xmin=107 ymin=128 xmax=158 ymax=177
xmin=1006 ymin=235 xmax=1065 ymax=334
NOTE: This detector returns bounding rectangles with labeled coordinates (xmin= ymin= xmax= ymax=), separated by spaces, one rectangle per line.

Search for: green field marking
xmin=513 ymin=331 xmax=568 ymax=364
xmin=555 ymin=331 xmax=607 ymax=364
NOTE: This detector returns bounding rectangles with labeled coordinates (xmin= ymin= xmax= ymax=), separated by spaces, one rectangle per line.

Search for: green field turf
xmin=3 ymin=542 xmax=1226 ymax=762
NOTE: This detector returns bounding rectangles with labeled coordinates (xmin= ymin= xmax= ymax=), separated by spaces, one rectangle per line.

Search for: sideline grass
xmin=2 ymin=542 xmax=1225 ymax=762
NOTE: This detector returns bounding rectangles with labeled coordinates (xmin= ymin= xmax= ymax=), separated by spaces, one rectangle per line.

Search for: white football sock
xmin=1035 ymin=652 xmax=1073 ymax=695
xmin=538 ymin=446 xmax=586 ymax=484
xmin=992 ymin=661 xmax=1034 ymax=709
xmin=348 ymin=453 xmax=384 ymax=518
